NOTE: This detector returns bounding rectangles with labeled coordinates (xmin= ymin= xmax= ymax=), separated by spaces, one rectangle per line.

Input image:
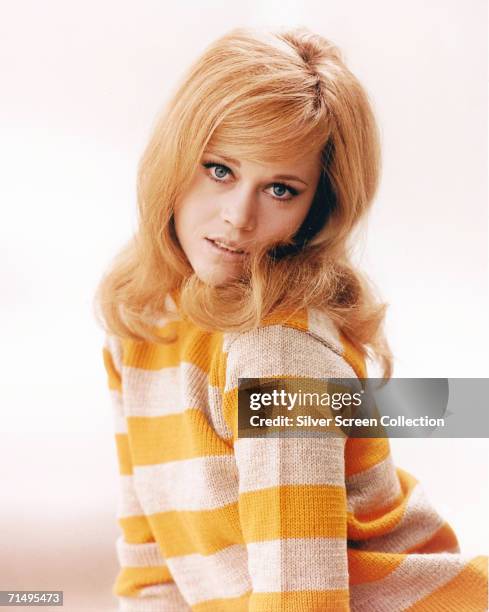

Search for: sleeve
xmin=345 ymin=436 xmax=489 ymax=611
xmin=102 ymin=333 xmax=192 ymax=612
xmin=223 ymin=324 xmax=488 ymax=612
xmin=222 ymin=325 xmax=354 ymax=611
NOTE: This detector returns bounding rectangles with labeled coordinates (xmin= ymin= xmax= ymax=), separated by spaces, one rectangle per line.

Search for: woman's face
xmin=173 ymin=148 xmax=322 ymax=286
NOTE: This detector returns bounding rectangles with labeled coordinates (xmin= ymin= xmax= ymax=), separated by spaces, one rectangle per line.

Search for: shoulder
xmin=103 ymin=331 xmax=124 ymax=374
xmin=221 ymin=306 xmax=364 ymax=385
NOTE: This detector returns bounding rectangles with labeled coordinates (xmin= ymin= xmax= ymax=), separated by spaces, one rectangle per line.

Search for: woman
xmin=96 ymin=26 xmax=488 ymax=611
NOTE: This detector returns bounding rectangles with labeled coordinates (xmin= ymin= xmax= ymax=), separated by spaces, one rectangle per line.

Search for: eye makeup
xmin=201 ymin=161 xmax=300 ymax=201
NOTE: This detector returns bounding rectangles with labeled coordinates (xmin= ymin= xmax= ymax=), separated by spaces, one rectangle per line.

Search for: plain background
xmin=1 ymin=1 xmax=487 ymax=610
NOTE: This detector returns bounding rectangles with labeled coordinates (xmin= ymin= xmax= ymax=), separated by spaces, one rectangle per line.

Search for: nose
xmin=220 ymin=186 xmax=256 ymax=231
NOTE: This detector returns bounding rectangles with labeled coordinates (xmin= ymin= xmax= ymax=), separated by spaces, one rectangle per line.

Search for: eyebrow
xmin=205 ymin=152 xmax=309 ymax=187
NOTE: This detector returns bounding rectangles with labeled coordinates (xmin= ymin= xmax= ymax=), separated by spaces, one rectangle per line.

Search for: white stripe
xmin=123 ymin=363 xmax=231 ymax=440
xmin=116 ymin=535 xmax=166 ymax=567
xmin=358 ymin=483 xmax=445 ymax=553
xmin=350 ymin=552 xmax=473 ymax=611
xmin=235 ymin=436 xmax=345 ymax=493
xmin=247 ymin=538 xmax=348 ymax=592
xmin=222 ymin=330 xmax=242 ymax=353
xmin=111 ymin=389 xmax=127 ymax=434
xmin=208 ymin=384 xmax=233 ymax=440
xmin=223 ymin=325 xmax=357 ymax=393
xmin=133 ymin=455 xmax=238 ymax=513
xmin=346 ymin=454 xmax=402 ymax=515
xmin=105 ymin=332 xmax=123 ymax=374
xmin=118 ymin=586 xmax=192 ymax=611
xmin=166 ymin=544 xmax=251 ymax=605
xmin=307 ymin=308 xmax=344 ymax=356
xmin=123 ymin=364 xmax=183 ymax=417
xmin=221 ymin=309 xmax=343 ymax=357
xmin=117 ymin=474 xmax=145 ymax=518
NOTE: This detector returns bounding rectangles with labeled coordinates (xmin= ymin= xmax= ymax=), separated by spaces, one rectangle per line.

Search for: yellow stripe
xmin=249 ymin=589 xmax=350 ymax=610
xmin=208 ymin=338 xmax=226 ymax=389
xmin=115 ymin=433 xmax=133 ymax=475
xmin=113 ymin=565 xmax=173 ymax=598
xmin=239 ymin=484 xmax=347 ymax=541
xmin=148 ymin=504 xmax=243 ymax=558
xmin=408 ymin=555 xmax=488 ymax=611
xmin=127 ymin=410 xmax=234 ymax=465
xmin=260 ymin=306 xmax=309 ymax=331
xmin=123 ymin=322 xmax=181 ymax=369
xmin=192 ymin=592 xmax=250 ymax=612
xmin=118 ymin=515 xmax=155 ymax=544
xmin=181 ymin=327 xmax=225 ymax=375
xmin=413 ymin=522 xmax=459 ymax=554
xmin=345 ymin=438 xmax=391 ymax=477
xmin=348 ymin=549 xmax=406 ymax=585
xmin=122 ymin=323 xmax=224 ymax=374
xmin=347 ymin=468 xmax=417 ymax=540
xmin=221 ymin=386 xmax=238 ymax=441
xmin=103 ymin=346 xmax=122 ymax=392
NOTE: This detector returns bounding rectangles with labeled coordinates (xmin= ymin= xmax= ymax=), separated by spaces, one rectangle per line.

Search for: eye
xmin=202 ymin=162 xmax=232 ymax=182
xmin=202 ymin=161 xmax=300 ymax=202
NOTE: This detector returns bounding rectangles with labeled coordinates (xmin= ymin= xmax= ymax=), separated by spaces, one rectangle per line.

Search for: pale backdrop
xmin=1 ymin=1 xmax=487 ymax=610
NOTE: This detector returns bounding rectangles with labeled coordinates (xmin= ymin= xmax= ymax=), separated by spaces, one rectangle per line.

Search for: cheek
xmin=174 ymin=197 xmax=203 ymax=240
xmin=257 ymin=204 xmax=312 ymax=242
xmin=174 ymin=195 xmax=218 ymax=260
xmin=176 ymin=193 xmax=216 ymax=227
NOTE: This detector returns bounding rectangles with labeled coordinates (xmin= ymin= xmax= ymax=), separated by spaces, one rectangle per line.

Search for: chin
xmin=195 ymin=266 xmax=239 ymax=288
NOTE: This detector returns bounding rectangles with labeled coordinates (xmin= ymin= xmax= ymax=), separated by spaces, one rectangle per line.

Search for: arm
xmin=222 ymin=324 xmax=354 ymax=611
xmin=345 ymin=436 xmax=488 ymax=611
xmin=102 ymin=333 xmax=192 ymax=612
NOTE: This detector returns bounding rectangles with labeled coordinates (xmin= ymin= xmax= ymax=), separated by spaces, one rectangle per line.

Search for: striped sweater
xmin=102 ymin=292 xmax=488 ymax=611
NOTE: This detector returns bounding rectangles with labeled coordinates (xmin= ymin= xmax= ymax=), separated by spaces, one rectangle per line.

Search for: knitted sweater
xmin=102 ymin=292 xmax=488 ymax=611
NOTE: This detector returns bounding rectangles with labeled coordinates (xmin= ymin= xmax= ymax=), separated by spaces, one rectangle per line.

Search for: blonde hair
xmin=94 ymin=26 xmax=394 ymax=379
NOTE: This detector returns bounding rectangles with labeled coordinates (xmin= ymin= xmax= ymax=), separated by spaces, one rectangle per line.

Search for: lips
xmin=206 ymin=238 xmax=246 ymax=254
xmin=204 ymin=237 xmax=249 ymax=260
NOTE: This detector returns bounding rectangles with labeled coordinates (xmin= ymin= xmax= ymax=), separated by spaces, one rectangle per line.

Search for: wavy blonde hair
xmin=94 ymin=26 xmax=394 ymax=379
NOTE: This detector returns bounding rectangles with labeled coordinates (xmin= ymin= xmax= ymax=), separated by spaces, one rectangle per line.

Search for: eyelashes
xmin=201 ymin=161 xmax=299 ymax=201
